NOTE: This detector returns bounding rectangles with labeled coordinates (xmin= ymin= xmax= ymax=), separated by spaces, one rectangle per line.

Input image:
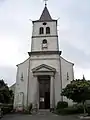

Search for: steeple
xmin=31 ymin=4 xmax=59 ymax=53
xmin=39 ymin=6 xmax=52 ymax=21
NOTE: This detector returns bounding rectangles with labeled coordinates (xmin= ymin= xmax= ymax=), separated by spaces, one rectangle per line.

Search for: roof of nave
xmin=16 ymin=58 xmax=29 ymax=67
xmin=61 ymin=56 xmax=74 ymax=66
xmin=16 ymin=55 xmax=74 ymax=67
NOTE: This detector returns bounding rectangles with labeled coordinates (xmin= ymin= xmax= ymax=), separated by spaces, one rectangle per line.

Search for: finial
xmin=44 ymin=0 xmax=48 ymax=7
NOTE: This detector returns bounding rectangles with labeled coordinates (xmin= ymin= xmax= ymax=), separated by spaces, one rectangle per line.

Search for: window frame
xmin=21 ymin=73 xmax=24 ymax=81
xmin=42 ymin=39 xmax=47 ymax=44
xmin=42 ymin=39 xmax=48 ymax=49
xmin=46 ymin=27 xmax=50 ymax=34
xmin=67 ymin=72 xmax=69 ymax=81
xmin=39 ymin=27 xmax=44 ymax=34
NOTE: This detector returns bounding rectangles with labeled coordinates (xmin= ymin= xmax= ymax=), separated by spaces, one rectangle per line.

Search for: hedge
xmin=0 ymin=104 xmax=13 ymax=114
xmin=56 ymin=101 xmax=68 ymax=109
xmin=56 ymin=106 xmax=84 ymax=115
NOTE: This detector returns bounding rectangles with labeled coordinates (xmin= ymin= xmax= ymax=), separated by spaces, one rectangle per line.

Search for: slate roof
xmin=39 ymin=6 xmax=52 ymax=21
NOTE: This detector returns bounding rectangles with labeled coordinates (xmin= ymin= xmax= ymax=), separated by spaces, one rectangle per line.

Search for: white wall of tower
xmin=31 ymin=37 xmax=58 ymax=51
xmin=32 ymin=21 xmax=57 ymax=36
xmin=31 ymin=21 xmax=59 ymax=52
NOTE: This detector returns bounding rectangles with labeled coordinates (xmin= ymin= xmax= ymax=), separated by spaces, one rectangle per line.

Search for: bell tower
xmin=31 ymin=6 xmax=59 ymax=52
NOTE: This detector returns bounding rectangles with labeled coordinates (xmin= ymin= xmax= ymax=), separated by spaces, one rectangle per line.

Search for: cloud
xmin=0 ymin=0 xmax=90 ymax=85
xmin=0 ymin=0 xmax=6 ymax=7
xmin=0 ymin=65 xmax=16 ymax=86
xmin=61 ymin=40 xmax=90 ymax=69
xmin=0 ymin=0 xmax=5 ymax=3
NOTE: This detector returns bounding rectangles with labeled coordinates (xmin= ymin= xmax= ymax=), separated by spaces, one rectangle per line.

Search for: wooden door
xmin=39 ymin=76 xmax=50 ymax=109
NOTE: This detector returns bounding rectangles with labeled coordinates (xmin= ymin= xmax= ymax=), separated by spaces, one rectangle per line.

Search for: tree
xmin=61 ymin=79 xmax=90 ymax=113
xmin=0 ymin=79 xmax=14 ymax=104
xmin=9 ymin=90 xmax=14 ymax=103
xmin=83 ymin=75 xmax=85 ymax=81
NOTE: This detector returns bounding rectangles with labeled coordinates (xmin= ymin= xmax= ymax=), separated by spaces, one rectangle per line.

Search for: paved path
xmin=1 ymin=112 xmax=79 ymax=120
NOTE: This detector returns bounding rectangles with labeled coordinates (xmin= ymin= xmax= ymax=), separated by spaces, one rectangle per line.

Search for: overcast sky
xmin=0 ymin=0 xmax=90 ymax=86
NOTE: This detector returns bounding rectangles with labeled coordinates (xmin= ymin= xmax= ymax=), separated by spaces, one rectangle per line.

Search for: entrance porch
xmin=38 ymin=75 xmax=50 ymax=109
xmin=32 ymin=64 xmax=56 ymax=110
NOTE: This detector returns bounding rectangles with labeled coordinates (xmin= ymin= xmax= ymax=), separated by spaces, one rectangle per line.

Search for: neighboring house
xmin=9 ymin=83 xmax=16 ymax=94
xmin=14 ymin=4 xmax=74 ymax=111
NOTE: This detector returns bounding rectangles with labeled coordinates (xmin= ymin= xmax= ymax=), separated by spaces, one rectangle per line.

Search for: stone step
xmin=36 ymin=110 xmax=53 ymax=116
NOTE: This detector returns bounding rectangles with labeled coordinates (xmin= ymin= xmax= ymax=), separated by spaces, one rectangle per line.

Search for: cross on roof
xmin=44 ymin=0 xmax=48 ymax=6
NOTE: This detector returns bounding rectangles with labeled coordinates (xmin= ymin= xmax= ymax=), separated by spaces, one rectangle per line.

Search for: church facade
xmin=14 ymin=6 xmax=74 ymax=110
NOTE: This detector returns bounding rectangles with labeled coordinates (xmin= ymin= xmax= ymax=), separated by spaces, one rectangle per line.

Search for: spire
xmin=39 ymin=6 xmax=52 ymax=21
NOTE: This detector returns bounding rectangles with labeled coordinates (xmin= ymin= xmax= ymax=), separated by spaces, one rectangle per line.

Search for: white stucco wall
xmin=61 ymin=57 xmax=74 ymax=106
xmin=31 ymin=21 xmax=59 ymax=52
xmin=31 ymin=37 xmax=58 ymax=52
xmin=32 ymin=21 xmax=57 ymax=36
xmin=28 ymin=54 xmax=61 ymax=106
xmin=14 ymin=58 xmax=29 ymax=108
xmin=14 ymin=55 xmax=74 ymax=108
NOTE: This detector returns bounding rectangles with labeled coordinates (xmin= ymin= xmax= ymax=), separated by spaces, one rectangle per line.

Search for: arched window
xmin=42 ymin=39 xmax=47 ymax=48
xmin=67 ymin=72 xmax=69 ymax=81
xmin=42 ymin=39 xmax=47 ymax=44
xmin=39 ymin=27 xmax=44 ymax=34
xmin=46 ymin=27 xmax=50 ymax=34
xmin=21 ymin=73 xmax=24 ymax=81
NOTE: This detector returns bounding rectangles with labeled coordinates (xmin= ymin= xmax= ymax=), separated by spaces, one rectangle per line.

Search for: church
xmin=14 ymin=4 xmax=74 ymax=111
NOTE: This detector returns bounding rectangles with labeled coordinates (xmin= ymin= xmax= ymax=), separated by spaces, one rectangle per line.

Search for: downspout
xmin=59 ymin=55 xmax=63 ymax=101
xmin=14 ymin=66 xmax=18 ymax=109
xmin=27 ymin=57 xmax=30 ymax=108
xmin=27 ymin=21 xmax=33 ymax=107
xmin=57 ymin=20 xmax=63 ymax=101
xmin=72 ymin=64 xmax=74 ymax=80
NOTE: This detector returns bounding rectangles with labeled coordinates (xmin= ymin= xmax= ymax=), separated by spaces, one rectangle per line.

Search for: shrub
xmin=57 ymin=106 xmax=84 ymax=115
xmin=56 ymin=101 xmax=68 ymax=109
xmin=1 ymin=104 xmax=13 ymax=114
xmin=23 ymin=108 xmax=29 ymax=114
xmin=28 ymin=103 xmax=32 ymax=113
xmin=73 ymin=103 xmax=83 ymax=108
xmin=58 ymin=107 xmax=78 ymax=115
xmin=23 ymin=103 xmax=32 ymax=114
